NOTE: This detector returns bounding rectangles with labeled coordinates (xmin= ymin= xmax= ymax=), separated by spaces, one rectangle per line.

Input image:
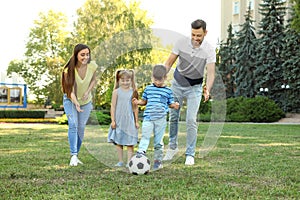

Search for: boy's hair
xmin=191 ymin=19 xmax=206 ymax=31
xmin=152 ymin=65 xmax=167 ymax=80
xmin=114 ymin=69 xmax=138 ymax=98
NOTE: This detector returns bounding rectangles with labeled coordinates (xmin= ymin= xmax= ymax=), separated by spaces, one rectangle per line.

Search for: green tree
xmin=291 ymin=0 xmax=300 ymax=32
xmin=281 ymin=3 xmax=300 ymax=112
xmin=218 ymin=23 xmax=236 ymax=98
xmin=255 ymin=0 xmax=286 ymax=105
xmin=73 ymin=0 xmax=155 ymax=107
xmin=7 ymin=10 xmax=70 ymax=105
xmin=234 ymin=4 xmax=257 ymax=98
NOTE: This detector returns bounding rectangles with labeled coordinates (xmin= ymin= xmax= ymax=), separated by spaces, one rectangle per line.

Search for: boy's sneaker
xmin=115 ymin=162 xmax=123 ymax=167
xmin=136 ymin=151 xmax=146 ymax=156
xmin=185 ymin=156 xmax=194 ymax=165
xmin=153 ymin=160 xmax=163 ymax=170
xmin=70 ymin=155 xmax=78 ymax=166
xmin=163 ymin=148 xmax=179 ymax=161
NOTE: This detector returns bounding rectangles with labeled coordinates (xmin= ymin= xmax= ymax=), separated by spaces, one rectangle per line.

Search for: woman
xmin=61 ymin=43 xmax=97 ymax=166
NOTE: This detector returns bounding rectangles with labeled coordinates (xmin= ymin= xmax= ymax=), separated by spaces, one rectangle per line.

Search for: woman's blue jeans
xmin=168 ymin=80 xmax=203 ymax=157
xmin=63 ymin=94 xmax=92 ymax=156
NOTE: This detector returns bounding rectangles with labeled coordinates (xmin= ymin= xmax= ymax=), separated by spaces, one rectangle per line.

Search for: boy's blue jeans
xmin=63 ymin=94 xmax=92 ymax=156
xmin=168 ymin=80 xmax=203 ymax=157
xmin=138 ymin=116 xmax=167 ymax=161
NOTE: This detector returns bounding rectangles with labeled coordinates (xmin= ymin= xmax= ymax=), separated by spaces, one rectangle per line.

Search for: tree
xmin=7 ymin=10 xmax=70 ymax=105
xmin=217 ymin=23 xmax=236 ymax=98
xmin=281 ymin=2 xmax=300 ymax=112
xmin=291 ymin=0 xmax=300 ymax=32
xmin=234 ymin=4 xmax=257 ymax=98
xmin=73 ymin=0 xmax=155 ymax=107
xmin=255 ymin=0 xmax=287 ymax=105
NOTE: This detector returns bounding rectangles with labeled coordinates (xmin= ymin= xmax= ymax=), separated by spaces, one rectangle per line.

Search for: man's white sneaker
xmin=70 ymin=155 xmax=78 ymax=166
xmin=185 ymin=156 xmax=194 ymax=165
xmin=163 ymin=148 xmax=179 ymax=161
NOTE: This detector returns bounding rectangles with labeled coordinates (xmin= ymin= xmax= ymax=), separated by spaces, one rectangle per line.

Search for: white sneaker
xmin=163 ymin=148 xmax=179 ymax=161
xmin=185 ymin=156 xmax=194 ymax=165
xmin=70 ymin=155 xmax=78 ymax=166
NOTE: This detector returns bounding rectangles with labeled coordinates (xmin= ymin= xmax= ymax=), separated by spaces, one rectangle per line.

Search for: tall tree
xmin=218 ymin=23 xmax=236 ymax=98
xmin=7 ymin=10 xmax=70 ymax=105
xmin=234 ymin=4 xmax=257 ymax=98
xmin=280 ymin=2 xmax=300 ymax=112
xmin=73 ymin=0 xmax=154 ymax=107
xmin=255 ymin=0 xmax=286 ymax=105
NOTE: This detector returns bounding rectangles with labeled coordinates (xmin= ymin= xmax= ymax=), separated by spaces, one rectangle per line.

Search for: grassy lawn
xmin=0 ymin=123 xmax=299 ymax=199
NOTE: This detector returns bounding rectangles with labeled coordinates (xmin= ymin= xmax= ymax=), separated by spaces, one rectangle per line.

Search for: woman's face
xmin=77 ymin=48 xmax=90 ymax=66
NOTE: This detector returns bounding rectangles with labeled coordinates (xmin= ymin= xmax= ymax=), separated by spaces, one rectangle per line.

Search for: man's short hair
xmin=191 ymin=19 xmax=206 ymax=31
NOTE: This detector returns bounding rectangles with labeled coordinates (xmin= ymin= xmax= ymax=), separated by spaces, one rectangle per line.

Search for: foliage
xmin=55 ymin=111 xmax=111 ymax=125
xmin=199 ymin=96 xmax=285 ymax=122
xmin=255 ymin=0 xmax=287 ymax=105
xmin=291 ymin=0 xmax=300 ymax=32
xmin=280 ymin=3 xmax=300 ymax=112
xmin=234 ymin=5 xmax=257 ymax=98
xmin=217 ymin=0 xmax=300 ymax=112
xmin=0 ymin=123 xmax=299 ymax=199
xmin=217 ymin=24 xmax=236 ymax=98
xmin=7 ymin=10 xmax=71 ymax=105
xmin=0 ymin=110 xmax=46 ymax=118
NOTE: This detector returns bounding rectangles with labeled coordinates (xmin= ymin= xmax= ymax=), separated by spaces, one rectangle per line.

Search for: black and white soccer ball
xmin=128 ymin=154 xmax=151 ymax=175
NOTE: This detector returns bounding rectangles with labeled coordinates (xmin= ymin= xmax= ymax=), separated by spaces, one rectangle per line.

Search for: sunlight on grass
xmin=221 ymin=135 xmax=258 ymax=139
xmin=258 ymin=143 xmax=296 ymax=147
xmin=0 ymin=149 xmax=33 ymax=154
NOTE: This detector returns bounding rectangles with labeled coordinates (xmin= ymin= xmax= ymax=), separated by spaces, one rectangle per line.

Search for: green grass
xmin=0 ymin=123 xmax=299 ymax=199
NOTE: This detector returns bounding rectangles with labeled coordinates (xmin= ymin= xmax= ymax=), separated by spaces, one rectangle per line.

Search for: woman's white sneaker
xmin=70 ymin=155 xmax=78 ymax=166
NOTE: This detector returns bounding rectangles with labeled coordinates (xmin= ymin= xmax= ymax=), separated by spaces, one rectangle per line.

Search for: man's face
xmin=191 ymin=28 xmax=207 ymax=47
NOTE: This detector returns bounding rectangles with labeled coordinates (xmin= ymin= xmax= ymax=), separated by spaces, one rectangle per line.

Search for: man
xmin=163 ymin=19 xmax=216 ymax=165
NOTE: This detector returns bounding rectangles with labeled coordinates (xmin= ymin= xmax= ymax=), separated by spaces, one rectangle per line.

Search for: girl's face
xmin=77 ymin=48 xmax=90 ymax=66
xmin=119 ymin=76 xmax=132 ymax=89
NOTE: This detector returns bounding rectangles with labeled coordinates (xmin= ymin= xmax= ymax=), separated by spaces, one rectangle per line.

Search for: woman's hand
xmin=75 ymin=103 xmax=83 ymax=112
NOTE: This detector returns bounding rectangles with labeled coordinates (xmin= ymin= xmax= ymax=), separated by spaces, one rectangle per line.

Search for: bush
xmin=198 ymin=96 xmax=285 ymax=123
xmin=0 ymin=110 xmax=46 ymax=118
xmin=56 ymin=111 xmax=111 ymax=125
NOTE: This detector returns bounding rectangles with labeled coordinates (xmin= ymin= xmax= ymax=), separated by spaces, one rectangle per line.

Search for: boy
xmin=132 ymin=65 xmax=179 ymax=170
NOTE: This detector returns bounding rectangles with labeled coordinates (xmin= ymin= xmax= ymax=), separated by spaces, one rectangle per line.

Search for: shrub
xmin=198 ymin=96 xmax=285 ymax=122
xmin=0 ymin=110 xmax=46 ymax=118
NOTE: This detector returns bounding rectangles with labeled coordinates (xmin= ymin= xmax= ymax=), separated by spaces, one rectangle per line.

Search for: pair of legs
xmin=115 ymin=145 xmax=134 ymax=165
xmin=168 ymin=80 xmax=202 ymax=157
xmin=138 ymin=117 xmax=167 ymax=162
xmin=63 ymin=94 xmax=92 ymax=158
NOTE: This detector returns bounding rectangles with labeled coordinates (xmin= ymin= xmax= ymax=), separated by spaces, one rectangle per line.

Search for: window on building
xmin=233 ymin=1 xmax=240 ymax=15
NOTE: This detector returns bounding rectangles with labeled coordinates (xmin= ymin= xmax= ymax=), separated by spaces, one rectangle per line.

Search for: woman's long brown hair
xmin=61 ymin=44 xmax=91 ymax=98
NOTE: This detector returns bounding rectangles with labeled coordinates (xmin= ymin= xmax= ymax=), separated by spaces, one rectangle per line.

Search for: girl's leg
xmin=127 ymin=145 xmax=134 ymax=164
xmin=116 ymin=144 xmax=124 ymax=164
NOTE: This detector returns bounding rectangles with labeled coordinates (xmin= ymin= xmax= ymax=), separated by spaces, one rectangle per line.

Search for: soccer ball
xmin=128 ymin=154 xmax=151 ymax=175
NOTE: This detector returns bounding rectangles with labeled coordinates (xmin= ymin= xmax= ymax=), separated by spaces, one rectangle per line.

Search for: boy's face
xmin=152 ymin=77 xmax=166 ymax=87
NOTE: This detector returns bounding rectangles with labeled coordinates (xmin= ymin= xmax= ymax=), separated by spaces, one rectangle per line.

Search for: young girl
xmin=107 ymin=69 xmax=139 ymax=167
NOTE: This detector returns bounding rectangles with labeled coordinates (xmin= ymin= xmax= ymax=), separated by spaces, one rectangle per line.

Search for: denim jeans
xmin=138 ymin=116 xmax=167 ymax=161
xmin=169 ymin=80 xmax=203 ymax=157
xmin=63 ymin=94 xmax=93 ymax=156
